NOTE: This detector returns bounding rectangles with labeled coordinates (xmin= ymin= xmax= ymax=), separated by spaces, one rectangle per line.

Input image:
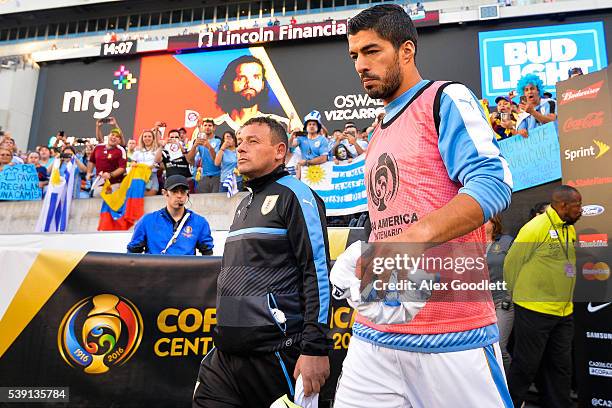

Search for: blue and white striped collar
xmin=383 ymin=79 xmax=430 ymax=125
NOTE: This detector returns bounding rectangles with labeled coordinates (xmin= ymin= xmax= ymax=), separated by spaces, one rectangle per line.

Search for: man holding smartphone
xmin=95 ymin=117 xmax=124 ymax=145
xmin=331 ymin=121 xmax=368 ymax=157
xmin=187 ymin=119 xmax=221 ymax=193
xmin=489 ymin=96 xmax=518 ymax=140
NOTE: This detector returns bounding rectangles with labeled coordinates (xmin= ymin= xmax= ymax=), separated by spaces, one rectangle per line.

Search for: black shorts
xmin=192 ymin=346 xmax=300 ymax=408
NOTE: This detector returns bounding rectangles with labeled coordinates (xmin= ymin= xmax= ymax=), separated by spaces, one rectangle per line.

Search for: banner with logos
xmin=168 ymin=21 xmax=348 ymax=51
xmin=301 ymin=155 xmax=368 ymax=216
xmin=0 ymin=164 xmax=42 ymax=200
xmin=0 ymin=229 xmax=367 ymax=405
xmin=497 ymin=122 xmax=561 ymax=192
xmin=557 ymin=67 xmax=612 ymax=407
xmin=166 ymin=13 xmax=439 ymax=52
xmin=29 ymin=57 xmax=141 ymax=150
xmin=479 ymin=22 xmax=608 ymax=102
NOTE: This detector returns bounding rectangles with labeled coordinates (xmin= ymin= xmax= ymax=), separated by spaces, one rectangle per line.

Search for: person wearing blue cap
xmin=289 ymin=110 xmax=330 ymax=174
xmin=127 ymin=174 xmax=214 ymax=255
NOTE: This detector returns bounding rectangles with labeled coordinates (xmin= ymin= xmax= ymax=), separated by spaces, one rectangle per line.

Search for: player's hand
xmin=294 ymin=355 xmax=329 ymax=397
xmin=517 ymin=129 xmax=528 ymax=138
xmin=220 ymin=141 xmax=229 ymax=150
xmin=357 ymin=239 xmax=426 ymax=295
xmin=347 ymin=135 xmax=357 ymax=145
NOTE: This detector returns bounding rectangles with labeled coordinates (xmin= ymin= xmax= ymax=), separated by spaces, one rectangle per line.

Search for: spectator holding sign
xmin=156 ymin=129 xmax=193 ymax=185
xmin=0 ymin=136 xmax=23 ymax=164
xmin=0 ymin=147 xmax=14 ymax=172
xmin=516 ymin=74 xmax=556 ymax=136
xmin=26 ymin=151 xmax=49 ymax=192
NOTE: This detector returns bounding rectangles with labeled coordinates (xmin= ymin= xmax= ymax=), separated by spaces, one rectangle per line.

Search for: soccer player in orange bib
xmin=332 ymin=5 xmax=513 ymax=407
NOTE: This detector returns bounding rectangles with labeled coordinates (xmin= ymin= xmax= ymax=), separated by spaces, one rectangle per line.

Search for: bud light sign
xmin=479 ymin=22 xmax=607 ymax=102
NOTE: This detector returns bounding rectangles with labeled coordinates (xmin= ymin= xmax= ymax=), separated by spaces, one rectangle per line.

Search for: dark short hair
xmin=529 ymin=202 xmax=550 ymax=219
xmin=222 ymin=130 xmax=238 ymax=147
xmin=178 ymin=127 xmax=187 ymax=133
xmin=348 ymin=4 xmax=418 ymax=54
xmin=242 ymin=116 xmax=288 ymax=147
xmin=344 ymin=122 xmax=356 ymax=129
xmin=201 ymin=118 xmax=215 ymax=125
xmin=489 ymin=214 xmax=503 ymax=237
xmin=552 ymin=185 xmax=580 ymax=204
xmin=168 ymin=129 xmax=181 ymax=137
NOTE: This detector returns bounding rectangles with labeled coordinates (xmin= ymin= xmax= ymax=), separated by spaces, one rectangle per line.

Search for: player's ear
xmin=400 ymin=40 xmax=416 ymax=65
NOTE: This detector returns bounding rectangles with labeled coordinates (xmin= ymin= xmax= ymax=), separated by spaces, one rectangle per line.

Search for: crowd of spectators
xmin=483 ymin=68 xmax=584 ymax=140
xmin=0 ymin=107 xmax=376 ymax=203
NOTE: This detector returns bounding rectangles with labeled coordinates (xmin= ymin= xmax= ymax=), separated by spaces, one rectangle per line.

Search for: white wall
xmin=0 ymin=65 xmax=39 ymax=150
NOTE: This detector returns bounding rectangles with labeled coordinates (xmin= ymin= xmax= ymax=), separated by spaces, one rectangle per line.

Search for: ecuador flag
xmin=98 ymin=164 xmax=151 ymax=231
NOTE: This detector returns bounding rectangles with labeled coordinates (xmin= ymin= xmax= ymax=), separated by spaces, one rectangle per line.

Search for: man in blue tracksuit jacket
xmin=193 ymin=116 xmax=331 ymax=408
xmin=127 ymin=175 xmax=214 ymax=255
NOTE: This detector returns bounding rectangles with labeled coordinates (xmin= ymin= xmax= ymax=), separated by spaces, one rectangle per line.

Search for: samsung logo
xmin=583 ymin=205 xmax=605 ymax=217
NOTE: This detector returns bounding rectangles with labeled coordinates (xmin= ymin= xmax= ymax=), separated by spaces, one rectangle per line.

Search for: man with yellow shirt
xmin=504 ymin=185 xmax=582 ymax=408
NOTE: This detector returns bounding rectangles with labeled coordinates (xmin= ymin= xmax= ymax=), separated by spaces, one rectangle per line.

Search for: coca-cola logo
xmin=560 ymin=81 xmax=604 ymax=105
xmin=563 ymin=111 xmax=604 ymax=133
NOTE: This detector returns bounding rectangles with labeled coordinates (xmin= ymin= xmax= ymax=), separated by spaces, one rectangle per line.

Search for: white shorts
xmin=334 ymin=336 xmax=512 ymax=408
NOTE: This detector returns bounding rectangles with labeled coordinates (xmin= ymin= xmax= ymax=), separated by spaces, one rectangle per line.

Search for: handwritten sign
xmin=498 ymin=122 xmax=562 ymax=192
xmin=0 ymin=164 xmax=42 ymax=201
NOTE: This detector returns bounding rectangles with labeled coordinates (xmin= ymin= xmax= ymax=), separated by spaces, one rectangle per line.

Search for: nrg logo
xmin=61 ymin=65 xmax=137 ymax=119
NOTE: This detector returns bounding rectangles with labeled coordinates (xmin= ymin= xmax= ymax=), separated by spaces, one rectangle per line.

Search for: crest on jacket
xmin=261 ymin=195 xmax=279 ymax=215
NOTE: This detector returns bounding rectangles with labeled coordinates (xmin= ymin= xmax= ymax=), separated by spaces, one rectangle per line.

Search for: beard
xmin=217 ymin=84 xmax=268 ymax=113
xmin=362 ymin=56 xmax=402 ymax=100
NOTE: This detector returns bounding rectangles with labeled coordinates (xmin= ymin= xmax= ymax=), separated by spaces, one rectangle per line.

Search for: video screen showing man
xmin=215 ymin=55 xmax=290 ymax=132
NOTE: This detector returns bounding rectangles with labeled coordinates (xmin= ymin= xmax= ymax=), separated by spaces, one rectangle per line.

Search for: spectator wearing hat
xmin=127 ymin=175 xmax=214 ymax=255
xmin=490 ymin=96 xmax=518 ymax=140
xmin=289 ymin=110 xmax=330 ymax=171
xmin=95 ymin=117 xmax=124 ymax=145
xmin=516 ymin=74 xmax=557 ymax=136
xmin=568 ymin=67 xmax=583 ymax=78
